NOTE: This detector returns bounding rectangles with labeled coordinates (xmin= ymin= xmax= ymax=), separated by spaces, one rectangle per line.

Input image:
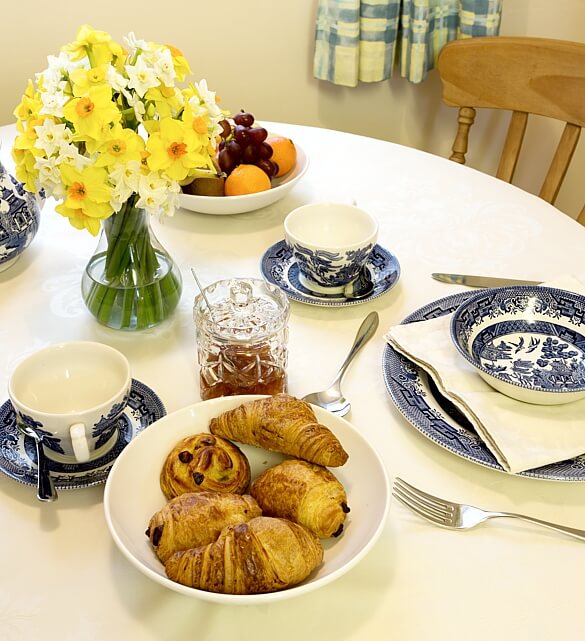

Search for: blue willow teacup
xmin=8 ymin=341 xmax=131 ymax=463
xmin=284 ymin=202 xmax=378 ymax=294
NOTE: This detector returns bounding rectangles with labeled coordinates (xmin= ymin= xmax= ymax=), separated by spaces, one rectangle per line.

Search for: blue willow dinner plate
xmin=0 ymin=379 xmax=166 ymax=490
xmin=382 ymin=291 xmax=585 ymax=481
xmin=260 ymin=240 xmax=400 ymax=307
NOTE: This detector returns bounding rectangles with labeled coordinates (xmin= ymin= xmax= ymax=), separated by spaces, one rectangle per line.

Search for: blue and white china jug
xmin=0 ymin=157 xmax=41 ymax=272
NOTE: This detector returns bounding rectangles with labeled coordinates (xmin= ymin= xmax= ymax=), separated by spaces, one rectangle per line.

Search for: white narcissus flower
xmin=124 ymin=32 xmax=151 ymax=53
xmin=33 ymin=157 xmax=61 ymax=195
xmin=39 ymin=87 xmax=69 ymax=118
xmin=121 ymin=89 xmax=146 ymax=123
xmin=136 ymin=172 xmax=171 ymax=214
xmin=106 ymin=66 xmax=128 ymax=93
xmin=33 ymin=120 xmax=71 ymax=156
xmin=109 ymin=161 xmax=142 ymax=208
xmin=42 ymin=52 xmax=81 ymax=87
xmin=125 ymin=55 xmax=159 ymax=97
xmin=56 ymin=141 xmax=91 ymax=170
xmin=152 ymin=47 xmax=176 ymax=87
xmin=194 ymin=79 xmax=223 ymax=118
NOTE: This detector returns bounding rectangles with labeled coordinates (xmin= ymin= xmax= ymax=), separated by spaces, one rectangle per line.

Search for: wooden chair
xmin=436 ymin=36 xmax=585 ymax=224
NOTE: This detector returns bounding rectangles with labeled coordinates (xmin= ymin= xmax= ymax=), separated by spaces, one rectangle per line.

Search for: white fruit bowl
xmin=178 ymin=144 xmax=309 ymax=216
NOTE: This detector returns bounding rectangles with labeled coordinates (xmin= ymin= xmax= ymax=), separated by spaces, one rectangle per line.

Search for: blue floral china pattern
xmin=0 ymin=379 xmax=165 ymax=490
xmin=0 ymin=159 xmax=41 ymax=272
xmin=289 ymin=241 xmax=374 ymax=288
xmin=383 ymin=291 xmax=585 ymax=481
xmin=16 ymin=393 xmax=130 ymax=457
xmin=450 ymin=286 xmax=585 ymax=403
xmin=260 ymin=240 xmax=400 ymax=307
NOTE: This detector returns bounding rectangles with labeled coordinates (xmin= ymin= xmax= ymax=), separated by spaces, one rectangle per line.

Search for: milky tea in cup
xmin=8 ymin=341 xmax=131 ymax=463
xmin=284 ymin=202 xmax=378 ymax=293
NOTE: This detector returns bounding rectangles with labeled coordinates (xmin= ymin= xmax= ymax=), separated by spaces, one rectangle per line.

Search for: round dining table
xmin=1 ymin=120 xmax=585 ymax=641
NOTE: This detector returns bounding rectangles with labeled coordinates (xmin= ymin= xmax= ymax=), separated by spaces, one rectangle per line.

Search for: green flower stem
xmin=81 ymin=197 xmax=183 ymax=330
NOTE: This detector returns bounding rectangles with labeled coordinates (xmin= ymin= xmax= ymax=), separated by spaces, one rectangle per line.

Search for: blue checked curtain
xmin=313 ymin=0 xmax=503 ymax=86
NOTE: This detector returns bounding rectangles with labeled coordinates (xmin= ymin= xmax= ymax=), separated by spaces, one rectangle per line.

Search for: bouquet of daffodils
xmin=13 ymin=24 xmax=224 ymax=231
xmin=11 ymin=25 xmax=226 ymax=329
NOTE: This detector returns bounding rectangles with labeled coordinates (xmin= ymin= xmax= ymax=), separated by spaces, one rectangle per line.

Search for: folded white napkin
xmin=385 ymin=275 xmax=585 ymax=473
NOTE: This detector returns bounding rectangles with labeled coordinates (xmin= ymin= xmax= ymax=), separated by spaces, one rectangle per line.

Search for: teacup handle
xmin=70 ymin=423 xmax=90 ymax=463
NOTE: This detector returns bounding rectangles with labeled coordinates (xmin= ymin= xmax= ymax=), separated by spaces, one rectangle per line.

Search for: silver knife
xmin=432 ymin=272 xmax=542 ymax=287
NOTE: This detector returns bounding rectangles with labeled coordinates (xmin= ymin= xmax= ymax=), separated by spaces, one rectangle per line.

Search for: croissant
xmin=209 ymin=394 xmax=348 ymax=467
xmin=160 ymin=432 xmax=251 ymax=500
xmin=165 ymin=516 xmax=323 ymax=595
xmin=146 ymin=492 xmax=262 ymax=563
xmin=250 ymin=459 xmax=349 ymax=538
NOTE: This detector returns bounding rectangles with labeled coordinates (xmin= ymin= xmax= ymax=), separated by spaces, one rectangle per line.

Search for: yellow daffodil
xmin=63 ymin=84 xmax=121 ymax=140
xmin=165 ymin=44 xmax=192 ymax=81
xmin=70 ymin=64 xmax=109 ymax=96
xmin=94 ymin=124 xmax=145 ymax=168
xmin=12 ymin=147 xmax=42 ymax=193
xmin=62 ymin=24 xmax=125 ymax=67
xmin=144 ymin=86 xmax=182 ymax=120
xmin=146 ymin=117 xmax=208 ymax=181
xmin=56 ymin=163 xmax=113 ymax=234
xmin=182 ymin=103 xmax=212 ymax=136
xmin=13 ymin=80 xmax=42 ymax=123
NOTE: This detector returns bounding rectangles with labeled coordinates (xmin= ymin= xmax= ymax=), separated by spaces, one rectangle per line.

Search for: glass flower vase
xmin=81 ymin=198 xmax=183 ymax=331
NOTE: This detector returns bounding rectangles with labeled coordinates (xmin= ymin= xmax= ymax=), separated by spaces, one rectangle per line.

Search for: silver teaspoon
xmin=16 ymin=420 xmax=58 ymax=502
xmin=343 ymin=266 xmax=375 ymax=300
xmin=302 ymin=311 xmax=379 ymax=416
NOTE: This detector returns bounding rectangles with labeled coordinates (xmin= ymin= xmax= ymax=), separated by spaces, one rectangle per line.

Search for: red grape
xmin=257 ymin=142 xmax=273 ymax=160
xmin=234 ymin=125 xmax=251 ymax=145
xmin=218 ymin=119 xmax=231 ymax=138
xmin=242 ymin=144 xmax=259 ymax=164
xmin=218 ymin=148 xmax=237 ymax=174
xmin=257 ymin=159 xmax=278 ymax=177
xmin=248 ymin=127 xmax=268 ymax=143
xmin=226 ymin=140 xmax=243 ymax=162
xmin=234 ymin=111 xmax=254 ymax=127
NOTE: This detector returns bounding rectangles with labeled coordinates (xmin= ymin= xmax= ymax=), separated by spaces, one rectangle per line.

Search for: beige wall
xmin=2 ymin=0 xmax=584 ymax=218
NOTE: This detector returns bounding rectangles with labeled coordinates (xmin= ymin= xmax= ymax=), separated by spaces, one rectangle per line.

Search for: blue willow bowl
xmin=0 ymin=159 xmax=41 ymax=272
xmin=450 ymin=285 xmax=585 ymax=405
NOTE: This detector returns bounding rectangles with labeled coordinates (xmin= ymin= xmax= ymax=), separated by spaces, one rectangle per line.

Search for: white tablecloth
xmin=2 ymin=122 xmax=585 ymax=641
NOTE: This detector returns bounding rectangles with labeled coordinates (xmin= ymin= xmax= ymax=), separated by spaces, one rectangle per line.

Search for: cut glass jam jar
xmin=193 ymin=278 xmax=290 ymax=400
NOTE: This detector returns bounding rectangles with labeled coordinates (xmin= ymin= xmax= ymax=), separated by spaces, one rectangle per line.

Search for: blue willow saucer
xmin=0 ymin=379 xmax=166 ymax=490
xmin=260 ymin=240 xmax=400 ymax=307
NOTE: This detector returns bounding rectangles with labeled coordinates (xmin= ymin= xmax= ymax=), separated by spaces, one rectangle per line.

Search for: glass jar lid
xmin=194 ymin=278 xmax=289 ymax=343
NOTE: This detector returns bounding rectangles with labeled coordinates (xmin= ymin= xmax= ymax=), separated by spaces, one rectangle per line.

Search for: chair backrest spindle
xmin=437 ymin=36 xmax=585 ymax=223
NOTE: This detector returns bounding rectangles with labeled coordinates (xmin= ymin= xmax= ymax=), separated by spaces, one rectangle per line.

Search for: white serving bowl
xmin=450 ymin=286 xmax=585 ymax=405
xmin=177 ymin=144 xmax=308 ymax=215
xmin=103 ymin=395 xmax=390 ymax=605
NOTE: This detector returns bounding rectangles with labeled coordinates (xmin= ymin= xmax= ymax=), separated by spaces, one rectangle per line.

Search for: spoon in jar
xmin=302 ymin=311 xmax=379 ymax=416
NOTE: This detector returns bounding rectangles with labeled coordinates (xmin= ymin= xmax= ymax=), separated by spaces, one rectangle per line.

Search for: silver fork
xmin=393 ymin=477 xmax=585 ymax=542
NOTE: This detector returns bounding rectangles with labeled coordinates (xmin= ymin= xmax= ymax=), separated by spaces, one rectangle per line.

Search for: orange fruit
xmin=224 ymin=164 xmax=271 ymax=196
xmin=266 ymin=135 xmax=297 ymax=177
